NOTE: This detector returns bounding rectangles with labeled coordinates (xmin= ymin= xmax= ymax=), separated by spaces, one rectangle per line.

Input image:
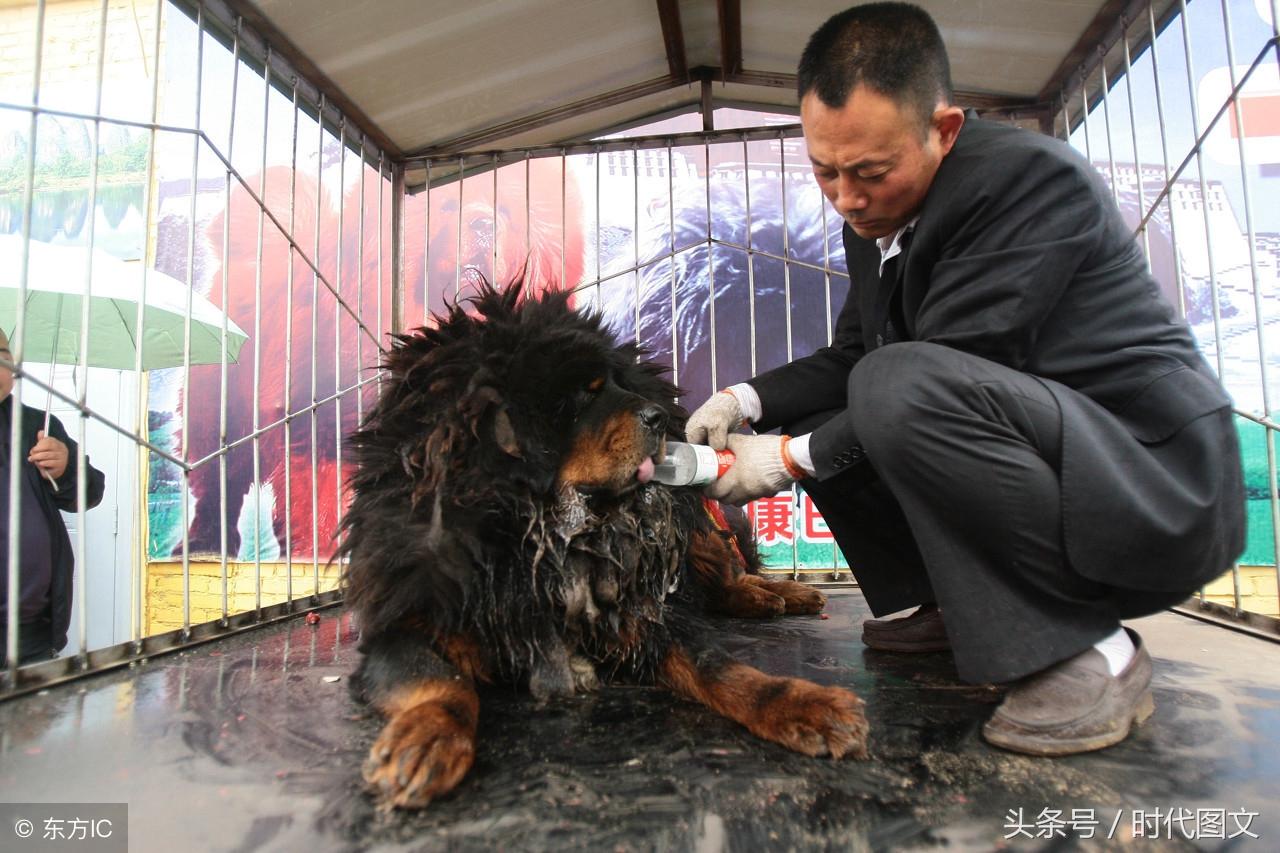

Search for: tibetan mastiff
xmin=341 ymin=282 xmax=868 ymax=809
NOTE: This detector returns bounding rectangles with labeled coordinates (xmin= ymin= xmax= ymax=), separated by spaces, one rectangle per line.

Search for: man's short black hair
xmin=797 ymin=2 xmax=954 ymax=131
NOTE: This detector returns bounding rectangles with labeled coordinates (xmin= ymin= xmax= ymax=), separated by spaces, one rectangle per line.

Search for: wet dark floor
xmin=0 ymin=590 xmax=1276 ymax=852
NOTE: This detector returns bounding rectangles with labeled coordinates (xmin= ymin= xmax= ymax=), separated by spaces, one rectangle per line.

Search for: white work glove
xmin=685 ymin=391 xmax=744 ymax=450
xmin=705 ymin=433 xmax=799 ymax=506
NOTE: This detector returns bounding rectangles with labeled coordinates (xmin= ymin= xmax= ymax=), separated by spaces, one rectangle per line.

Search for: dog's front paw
xmin=780 ymin=583 xmax=827 ymax=614
xmin=716 ymin=580 xmax=787 ymax=618
xmin=748 ymin=576 xmax=827 ymax=615
xmin=768 ymin=578 xmax=829 ymax=612
xmin=753 ymin=680 xmax=869 ymax=759
xmin=363 ymin=702 xmax=476 ymax=809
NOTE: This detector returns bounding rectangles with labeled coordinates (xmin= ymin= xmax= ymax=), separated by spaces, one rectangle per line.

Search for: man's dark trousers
xmin=790 ymin=341 xmax=1191 ymax=684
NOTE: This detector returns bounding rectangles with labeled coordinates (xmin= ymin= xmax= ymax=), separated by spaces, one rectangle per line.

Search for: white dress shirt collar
xmin=876 ymin=216 xmax=920 ymax=276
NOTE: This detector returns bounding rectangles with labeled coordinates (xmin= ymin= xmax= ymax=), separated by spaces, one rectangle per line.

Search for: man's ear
xmin=933 ymin=105 xmax=966 ymax=156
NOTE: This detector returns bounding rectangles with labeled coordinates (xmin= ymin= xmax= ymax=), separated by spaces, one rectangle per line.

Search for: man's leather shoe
xmin=860 ymin=603 xmax=951 ymax=652
xmin=982 ymin=628 xmax=1154 ymax=756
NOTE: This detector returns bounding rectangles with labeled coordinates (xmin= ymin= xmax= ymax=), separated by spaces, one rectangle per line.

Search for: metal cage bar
xmin=217 ymin=15 xmax=241 ymax=623
xmin=1120 ymin=14 xmax=1153 ymax=268
xmin=0 ymin=0 xmax=399 ymax=681
xmin=283 ymin=73 xmax=299 ymax=606
xmin=179 ymin=1 xmax=207 ymax=639
xmin=705 ymin=139 xmax=718 ymax=393
xmin=8 ymin=0 xmax=1279 ymax=698
xmin=132 ymin=0 xmax=168 ymax=651
xmin=69 ymin=0 xmax=112 ymax=661
xmin=1054 ymin=0 xmax=1280 ymax=626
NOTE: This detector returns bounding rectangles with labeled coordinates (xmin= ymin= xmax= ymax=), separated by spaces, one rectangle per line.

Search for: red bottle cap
xmin=715 ymin=449 xmax=735 ymax=479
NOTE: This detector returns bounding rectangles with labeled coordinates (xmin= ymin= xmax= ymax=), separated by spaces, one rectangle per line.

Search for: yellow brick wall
xmin=1199 ymin=565 xmax=1280 ymax=617
xmin=146 ymin=560 xmax=342 ymax=635
xmin=142 ymin=561 xmax=1280 ymax=635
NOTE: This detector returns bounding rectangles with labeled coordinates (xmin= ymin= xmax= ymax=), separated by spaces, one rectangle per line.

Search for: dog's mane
xmin=341 ymin=279 xmax=706 ymax=681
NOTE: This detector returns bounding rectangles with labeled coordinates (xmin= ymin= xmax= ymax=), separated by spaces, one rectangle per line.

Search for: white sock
xmin=1093 ymin=626 xmax=1135 ymax=676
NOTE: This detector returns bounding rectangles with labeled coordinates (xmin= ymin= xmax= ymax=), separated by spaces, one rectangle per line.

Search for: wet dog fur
xmin=341 ymin=282 xmax=866 ymax=810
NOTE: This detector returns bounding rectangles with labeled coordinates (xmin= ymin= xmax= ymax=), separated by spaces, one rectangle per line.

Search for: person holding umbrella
xmin=1 ymin=329 xmax=105 ymax=665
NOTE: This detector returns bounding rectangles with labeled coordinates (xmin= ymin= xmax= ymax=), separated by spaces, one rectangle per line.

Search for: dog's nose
xmin=638 ymin=404 xmax=667 ymax=434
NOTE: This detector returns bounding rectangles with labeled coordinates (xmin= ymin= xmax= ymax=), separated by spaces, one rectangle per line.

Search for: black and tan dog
xmin=341 ymin=282 xmax=867 ymax=809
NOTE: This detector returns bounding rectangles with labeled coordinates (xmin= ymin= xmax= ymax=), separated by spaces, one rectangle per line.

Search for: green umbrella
xmin=0 ymin=234 xmax=248 ymax=369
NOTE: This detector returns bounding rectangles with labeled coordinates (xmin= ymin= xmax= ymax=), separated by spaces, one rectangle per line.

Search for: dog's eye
xmin=586 ymin=377 xmax=605 ymax=394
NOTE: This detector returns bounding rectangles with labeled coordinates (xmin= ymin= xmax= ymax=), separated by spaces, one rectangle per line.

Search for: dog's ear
xmin=461 ymin=382 xmax=523 ymax=459
xmin=490 ymin=406 xmax=521 ymax=458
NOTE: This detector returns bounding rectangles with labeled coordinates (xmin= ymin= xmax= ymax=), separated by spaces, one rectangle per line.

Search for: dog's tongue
xmin=636 ymin=456 xmax=655 ymax=483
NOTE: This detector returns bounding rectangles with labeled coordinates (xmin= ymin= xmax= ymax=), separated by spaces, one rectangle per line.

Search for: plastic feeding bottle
xmin=651 ymin=441 xmax=736 ymax=487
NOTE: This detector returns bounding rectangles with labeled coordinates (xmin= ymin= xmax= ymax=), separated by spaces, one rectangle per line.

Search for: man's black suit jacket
xmin=748 ymin=114 xmax=1245 ymax=592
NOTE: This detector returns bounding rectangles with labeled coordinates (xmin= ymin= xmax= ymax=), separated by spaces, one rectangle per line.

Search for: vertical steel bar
xmin=1267 ymin=0 xmax=1280 ymax=607
xmin=251 ymin=43 xmax=271 ymax=617
xmin=427 ymin=156 xmax=437 ymax=322
xmin=744 ymin=136 xmax=761 ymax=572
xmin=180 ymin=2 xmax=207 ymax=638
xmin=1179 ymin=0 xmax=1228 ymax=607
xmin=1146 ymin=0 xmax=1190 ymax=322
xmin=11 ymin=61 xmax=43 ymax=641
xmin=705 ymin=139 xmax=717 ymax=392
xmin=817 ymin=139 xmax=839 ymax=577
xmin=378 ymin=150 xmax=386 ymax=383
xmin=1097 ymin=49 xmax=1123 ymax=210
xmin=425 ymin=159 xmax=432 ymax=326
xmin=333 ymin=118 xmax=346 ymax=573
xmin=778 ymin=132 xmax=799 ymax=579
xmin=743 ymin=134 xmax=757 ymax=379
xmin=1178 ymin=0 xmax=1227 ymax=395
xmin=217 ymin=17 xmax=242 ymax=621
xmin=633 ymin=143 xmax=640 ymax=343
xmin=1220 ymin=0 xmax=1280 ymax=600
xmin=391 ymin=160 xmax=403 ymax=337
xmin=780 ymin=134 xmax=794 ymax=368
xmin=778 ymin=136 xmax=788 ymax=371
xmin=455 ymin=155 xmax=464 ymax=297
xmin=492 ymin=152 xmax=499 ymax=287
xmin=356 ymin=130 xmax=366 ymax=435
xmin=132 ymin=0 xmax=165 ymax=650
xmin=595 ymin=146 xmax=602 ymax=306
xmin=1268 ymin=0 xmax=1280 ymax=608
xmin=284 ymin=75 xmax=299 ymax=606
xmin=72 ymin=0 xmax=111 ymax=659
xmin=524 ymin=152 xmax=530 ymax=287
xmin=1079 ymin=70 xmax=1094 ymax=163
xmin=1120 ymin=15 xmax=1153 ymax=266
xmin=561 ymin=148 xmax=567 ymax=290
xmin=667 ymin=141 xmax=678 ymax=387
xmin=310 ymin=94 xmax=323 ymax=595
xmin=6 ymin=0 xmax=46 ymax=674
xmin=820 ymin=162 xmax=833 ymax=346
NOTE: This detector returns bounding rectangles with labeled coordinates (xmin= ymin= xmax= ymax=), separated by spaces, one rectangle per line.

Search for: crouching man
xmin=687 ymin=2 xmax=1245 ymax=755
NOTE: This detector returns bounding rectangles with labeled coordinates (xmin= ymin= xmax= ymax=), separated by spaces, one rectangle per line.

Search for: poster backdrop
xmin=0 ymin=1 xmax=1272 ymax=583
xmin=134 ymin=13 xmax=1279 ymax=570
xmin=140 ymin=104 xmax=1278 ymax=570
xmin=141 ymin=107 xmax=856 ymax=566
